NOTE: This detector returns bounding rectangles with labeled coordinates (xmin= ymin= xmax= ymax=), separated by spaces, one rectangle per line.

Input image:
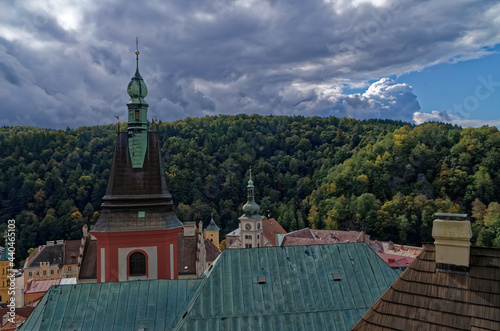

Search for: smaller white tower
xmin=239 ymin=168 xmax=263 ymax=248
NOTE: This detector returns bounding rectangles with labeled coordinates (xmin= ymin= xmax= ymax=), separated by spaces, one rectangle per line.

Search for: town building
xmin=0 ymin=242 xmax=12 ymax=304
xmin=0 ymin=307 xmax=35 ymax=331
xmin=90 ymin=47 xmax=183 ymax=282
xmin=24 ymin=278 xmax=77 ymax=307
xmin=20 ymin=242 xmax=400 ymax=330
xmin=226 ymin=170 xmax=287 ymax=248
xmin=177 ymin=221 xmax=221 ymax=279
xmin=204 ymin=215 xmax=220 ymax=248
xmin=24 ymin=279 xmax=60 ymax=307
xmin=23 ymin=240 xmax=80 ymax=288
xmin=352 ymin=214 xmax=500 ymax=330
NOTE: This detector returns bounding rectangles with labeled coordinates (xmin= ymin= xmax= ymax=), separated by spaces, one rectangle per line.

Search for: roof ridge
xmin=170 ymin=250 xmax=224 ymax=330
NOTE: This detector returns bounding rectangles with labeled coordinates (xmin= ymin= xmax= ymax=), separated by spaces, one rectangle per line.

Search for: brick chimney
xmin=432 ymin=213 xmax=472 ymax=270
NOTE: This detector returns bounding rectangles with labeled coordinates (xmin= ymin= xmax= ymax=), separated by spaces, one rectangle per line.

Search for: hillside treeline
xmin=1 ymin=115 xmax=499 ymax=264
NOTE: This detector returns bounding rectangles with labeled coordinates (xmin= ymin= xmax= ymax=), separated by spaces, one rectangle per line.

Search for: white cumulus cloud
xmin=338 ymin=78 xmax=420 ymax=121
xmin=413 ymin=110 xmax=453 ymax=125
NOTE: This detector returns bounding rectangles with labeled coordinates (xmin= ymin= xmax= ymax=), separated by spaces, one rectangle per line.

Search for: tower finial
xmin=135 ymin=37 xmax=140 ymax=73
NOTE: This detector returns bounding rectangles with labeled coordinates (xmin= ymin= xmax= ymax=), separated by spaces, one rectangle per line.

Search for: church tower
xmin=204 ymin=214 xmax=220 ymax=248
xmin=239 ymin=169 xmax=264 ymax=248
xmin=0 ymin=235 xmax=13 ymax=303
xmin=91 ymin=45 xmax=183 ymax=282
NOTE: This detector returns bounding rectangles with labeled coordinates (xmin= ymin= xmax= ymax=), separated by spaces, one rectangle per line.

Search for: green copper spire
xmin=0 ymin=234 xmax=12 ymax=261
xmin=127 ymin=37 xmax=148 ymax=168
xmin=206 ymin=214 xmax=220 ymax=231
xmin=242 ymin=168 xmax=261 ymax=218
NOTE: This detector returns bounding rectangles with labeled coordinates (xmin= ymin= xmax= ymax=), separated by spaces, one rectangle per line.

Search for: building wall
xmin=226 ymin=234 xmax=239 ymax=249
xmin=0 ymin=260 xmax=10 ymax=303
xmin=94 ymin=228 xmax=182 ymax=283
xmin=14 ymin=274 xmax=24 ymax=307
xmin=204 ymin=231 xmax=219 ymax=248
xmin=239 ymin=217 xmax=263 ymax=248
xmin=23 ymin=266 xmax=61 ymax=288
xmin=117 ymin=246 xmax=158 ymax=281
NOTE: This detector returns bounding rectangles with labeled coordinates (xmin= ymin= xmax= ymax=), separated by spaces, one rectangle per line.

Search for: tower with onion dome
xmin=239 ymin=168 xmax=264 ymax=248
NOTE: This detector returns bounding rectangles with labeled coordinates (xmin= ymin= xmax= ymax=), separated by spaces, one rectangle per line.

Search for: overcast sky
xmin=1 ymin=0 xmax=500 ymax=129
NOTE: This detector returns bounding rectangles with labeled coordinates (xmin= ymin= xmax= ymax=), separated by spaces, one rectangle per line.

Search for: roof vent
xmin=258 ymin=276 xmax=266 ymax=284
xmin=333 ymin=273 xmax=341 ymax=281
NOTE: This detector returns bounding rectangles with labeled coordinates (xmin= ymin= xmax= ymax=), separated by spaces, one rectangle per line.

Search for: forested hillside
xmin=1 ymin=115 xmax=499 ymax=265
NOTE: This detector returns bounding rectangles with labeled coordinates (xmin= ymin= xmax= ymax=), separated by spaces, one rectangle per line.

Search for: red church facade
xmin=94 ymin=229 xmax=180 ymax=282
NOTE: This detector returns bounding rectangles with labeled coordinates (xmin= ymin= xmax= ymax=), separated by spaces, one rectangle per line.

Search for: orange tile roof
xmin=262 ymin=218 xmax=287 ymax=246
xmin=282 ymin=229 xmax=366 ymax=246
xmin=376 ymin=252 xmax=415 ymax=268
xmin=0 ymin=307 xmax=34 ymax=331
xmin=285 ymin=228 xmax=315 ymax=239
xmin=25 ymin=279 xmax=60 ymax=294
xmin=2 ymin=315 xmax=27 ymax=331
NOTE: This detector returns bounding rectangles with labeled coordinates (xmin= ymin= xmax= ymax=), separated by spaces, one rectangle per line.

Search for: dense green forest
xmin=1 ymin=115 xmax=500 ymax=265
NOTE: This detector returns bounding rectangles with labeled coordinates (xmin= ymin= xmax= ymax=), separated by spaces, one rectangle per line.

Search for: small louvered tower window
xmin=130 ymin=252 xmax=146 ymax=276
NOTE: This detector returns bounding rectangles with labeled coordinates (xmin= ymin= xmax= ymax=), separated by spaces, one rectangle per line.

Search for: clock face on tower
xmin=245 ymin=223 xmax=251 ymax=230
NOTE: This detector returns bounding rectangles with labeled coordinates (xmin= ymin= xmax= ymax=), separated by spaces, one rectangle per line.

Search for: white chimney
xmin=432 ymin=213 xmax=472 ymax=268
xmin=183 ymin=222 xmax=196 ymax=237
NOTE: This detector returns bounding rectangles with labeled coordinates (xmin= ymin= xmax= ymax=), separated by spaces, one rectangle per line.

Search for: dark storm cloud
xmin=0 ymin=62 xmax=21 ymax=86
xmin=0 ymin=0 xmax=499 ymax=128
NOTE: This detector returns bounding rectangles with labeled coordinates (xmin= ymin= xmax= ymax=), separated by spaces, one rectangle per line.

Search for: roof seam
xmin=183 ymin=307 xmax=374 ymax=320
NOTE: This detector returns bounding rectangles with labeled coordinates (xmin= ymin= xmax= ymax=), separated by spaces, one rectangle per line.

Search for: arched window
xmin=129 ymin=252 xmax=146 ymax=276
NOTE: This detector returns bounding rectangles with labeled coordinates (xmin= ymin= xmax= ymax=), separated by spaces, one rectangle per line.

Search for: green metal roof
xmin=205 ymin=216 xmax=220 ymax=232
xmin=21 ymin=243 xmax=398 ymax=331
xmin=174 ymin=243 xmax=399 ymax=330
xmin=20 ymin=279 xmax=200 ymax=331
